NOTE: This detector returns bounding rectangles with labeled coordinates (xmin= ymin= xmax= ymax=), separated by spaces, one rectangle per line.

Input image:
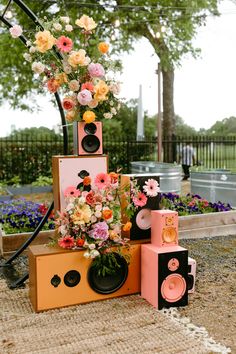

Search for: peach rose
xmin=47 ymin=78 xmax=60 ymax=93
xmin=83 ymin=111 xmax=96 ymax=123
xmin=75 ymin=15 xmax=97 ymax=31
xmin=123 ymin=222 xmax=132 ymax=232
xmin=68 ymin=49 xmax=90 ymax=68
xmin=88 ymin=99 xmax=98 ymax=109
xmin=55 ymin=72 xmax=68 ymax=85
xmin=102 ymin=209 xmax=113 ymax=220
xmin=94 ymin=80 xmax=109 ymax=101
xmin=62 ymin=97 xmax=75 ymax=110
xmin=98 ymin=42 xmax=109 ymax=54
xmin=35 ymin=30 xmax=56 ymax=53
xmin=65 ymin=110 xmax=77 ymax=122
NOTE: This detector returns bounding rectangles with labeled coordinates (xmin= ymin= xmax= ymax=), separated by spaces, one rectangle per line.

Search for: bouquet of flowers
xmin=10 ymin=15 xmax=121 ymax=123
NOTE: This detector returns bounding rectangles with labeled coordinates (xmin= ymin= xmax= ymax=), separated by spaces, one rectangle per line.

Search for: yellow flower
xmin=55 ymin=72 xmax=68 ymax=85
xmin=34 ymin=30 xmax=56 ymax=53
xmin=98 ymin=42 xmax=109 ymax=54
xmin=75 ymin=15 xmax=97 ymax=31
xmin=83 ymin=111 xmax=96 ymax=123
xmin=94 ymin=80 xmax=109 ymax=101
xmin=123 ymin=222 xmax=132 ymax=232
xmin=68 ymin=49 xmax=90 ymax=68
xmin=65 ymin=110 xmax=77 ymax=122
xmin=71 ymin=204 xmax=92 ymax=225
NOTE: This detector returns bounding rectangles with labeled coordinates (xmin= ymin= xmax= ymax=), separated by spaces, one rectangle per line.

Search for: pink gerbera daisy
xmin=132 ymin=192 xmax=147 ymax=207
xmin=94 ymin=173 xmax=111 ymax=189
xmin=143 ymin=178 xmax=160 ymax=197
xmin=64 ymin=186 xmax=80 ymax=198
xmin=58 ymin=235 xmax=75 ymax=249
xmin=56 ymin=36 xmax=73 ymax=52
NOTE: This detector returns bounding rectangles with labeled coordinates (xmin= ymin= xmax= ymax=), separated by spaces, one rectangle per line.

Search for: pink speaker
xmin=52 ymin=155 xmax=108 ymax=212
xmin=78 ymin=121 xmax=103 ymax=155
xmin=188 ymin=257 xmax=197 ymax=294
xmin=141 ymin=244 xmax=188 ymax=310
xmin=151 ymin=210 xmax=178 ymax=247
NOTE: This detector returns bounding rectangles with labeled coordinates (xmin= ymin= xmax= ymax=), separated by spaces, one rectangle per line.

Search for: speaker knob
xmin=51 ymin=274 xmax=61 ymax=288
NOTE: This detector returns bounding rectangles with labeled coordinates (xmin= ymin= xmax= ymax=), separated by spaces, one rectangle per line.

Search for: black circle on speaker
xmin=84 ymin=123 xmax=97 ymax=135
xmin=51 ymin=274 xmax=61 ymax=288
xmin=78 ymin=170 xmax=89 ymax=179
xmin=187 ymin=274 xmax=194 ymax=291
xmin=82 ymin=135 xmax=100 ymax=153
xmin=88 ymin=253 xmax=128 ymax=294
xmin=64 ymin=270 xmax=81 ymax=287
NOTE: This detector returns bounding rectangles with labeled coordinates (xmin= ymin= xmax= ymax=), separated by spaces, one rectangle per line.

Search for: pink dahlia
xmin=58 ymin=235 xmax=75 ymax=249
xmin=94 ymin=173 xmax=111 ymax=189
xmin=132 ymin=192 xmax=147 ymax=207
xmin=88 ymin=221 xmax=109 ymax=240
xmin=143 ymin=179 xmax=160 ymax=197
xmin=64 ymin=186 xmax=80 ymax=198
xmin=56 ymin=36 xmax=73 ymax=52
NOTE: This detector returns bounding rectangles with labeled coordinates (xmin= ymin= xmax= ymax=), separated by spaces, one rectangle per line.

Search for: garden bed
xmin=0 ymin=229 xmax=55 ymax=256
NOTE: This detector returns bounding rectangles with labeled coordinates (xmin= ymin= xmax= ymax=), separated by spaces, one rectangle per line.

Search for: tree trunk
xmin=162 ymin=69 xmax=175 ymax=162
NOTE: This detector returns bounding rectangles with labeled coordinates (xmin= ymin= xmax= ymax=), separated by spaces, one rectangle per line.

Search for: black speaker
xmin=121 ymin=174 xmax=160 ymax=241
xmin=78 ymin=121 xmax=103 ymax=155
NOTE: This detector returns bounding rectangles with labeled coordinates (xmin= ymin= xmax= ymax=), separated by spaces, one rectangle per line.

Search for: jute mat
xmin=0 ymin=280 xmax=230 ymax=354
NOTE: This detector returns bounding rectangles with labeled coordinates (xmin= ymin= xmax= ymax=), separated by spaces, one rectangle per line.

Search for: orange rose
xmin=47 ymin=78 xmax=60 ymax=93
xmin=76 ymin=238 xmax=85 ymax=247
xmin=83 ymin=176 xmax=91 ymax=186
xmin=98 ymin=42 xmax=109 ymax=54
xmin=102 ymin=209 xmax=113 ymax=220
xmin=109 ymin=172 xmax=118 ymax=184
xmin=123 ymin=222 xmax=132 ymax=232
xmin=83 ymin=110 xmax=96 ymax=123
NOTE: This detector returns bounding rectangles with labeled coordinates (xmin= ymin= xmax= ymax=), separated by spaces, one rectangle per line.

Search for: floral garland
xmin=9 ymin=15 xmax=121 ymax=124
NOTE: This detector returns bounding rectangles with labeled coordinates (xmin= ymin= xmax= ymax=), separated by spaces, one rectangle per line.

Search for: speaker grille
xmin=88 ymin=253 xmax=128 ymax=294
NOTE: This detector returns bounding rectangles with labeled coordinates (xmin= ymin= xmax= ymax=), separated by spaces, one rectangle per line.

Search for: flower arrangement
xmin=54 ymin=173 xmax=160 ymax=275
xmin=0 ymin=199 xmax=54 ymax=235
xmin=160 ymin=192 xmax=233 ymax=215
xmin=9 ymin=15 xmax=121 ymax=123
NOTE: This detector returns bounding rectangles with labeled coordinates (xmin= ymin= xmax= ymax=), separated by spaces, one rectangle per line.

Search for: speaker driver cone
xmin=88 ymin=253 xmax=128 ymax=294
xmin=64 ymin=270 xmax=81 ymax=287
xmin=161 ymin=274 xmax=186 ymax=302
xmin=136 ymin=208 xmax=151 ymax=230
xmin=82 ymin=135 xmax=100 ymax=153
xmin=162 ymin=227 xmax=177 ymax=243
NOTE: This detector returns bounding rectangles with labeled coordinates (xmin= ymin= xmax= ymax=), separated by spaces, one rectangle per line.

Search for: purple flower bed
xmin=160 ymin=193 xmax=233 ymax=216
xmin=0 ymin=199 xmax=55 ymax=235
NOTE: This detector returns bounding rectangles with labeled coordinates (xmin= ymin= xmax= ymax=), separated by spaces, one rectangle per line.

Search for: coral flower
xmin=132 ymin=192 xmax=148 ymax=207
xmin=62 ymin=97 xmax=75 ymax=110
xmin=76 ymin=238 xmax=85 ymax=247
xmin=94 ymin=173 xmax=111 ymax=189
xmin=81 ymin=82 xmax=94 ymax=92
xmin=143 ymin=178 xmax=160 ymax=197
xmin=47 ymin=78 xmax=60 ymax=93
xmin=102 ymin=209 xmax=113 ymax=220
xmin=83 ymin=176 xmax=91 ymax=186
xmin=123 ymin=221 xmax=132 ymax=232
xmin=83 ymin=111 xmax=96 ymax=123
xmin=98 ymin=42 xmax=109 ymax=54
xmin=56 ymin=35 xmax=73 ymax=52
xmin=64 ymin=186 xmax=80 ymax=198
xmin=58 ymin=235 xmax=75 ymax=249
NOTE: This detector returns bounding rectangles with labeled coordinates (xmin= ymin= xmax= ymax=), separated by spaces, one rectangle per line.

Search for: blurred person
xmin=180 ymin=144 xmax=196 ymax=180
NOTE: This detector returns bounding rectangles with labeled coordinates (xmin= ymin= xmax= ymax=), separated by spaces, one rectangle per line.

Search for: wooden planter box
xmin=7 ymin=185 xmax=52 ymax=195
xmin=179 ymin=210 xmax=236 ymax=239
xmin=0 ymin=229 xmax=55 ymax=256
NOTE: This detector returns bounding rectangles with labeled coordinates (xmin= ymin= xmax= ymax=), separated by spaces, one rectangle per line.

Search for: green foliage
xmin=31 ymin=175 xmax=53 ymax=186
xmin=9 ymin=126 xmax=61 ymax=139
xmin=206 ymin=116 xmax=236 ymax=136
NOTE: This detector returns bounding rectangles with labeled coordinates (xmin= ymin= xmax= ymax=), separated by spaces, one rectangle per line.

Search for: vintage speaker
xmin=52 ymin=155 xmax=108 ymax=212
xmin=121 ymin=174 xmax=160 ymax=241
xmin=78 ymin=121 xmax=103 ymax=155
xmin=29 ymin=244 xmax=141 ymax=312
xmin=151 ymin=210 xmax=178 ymax=247
xmin=141 ymin=244 xmax=188 ymax=310
xmin=188 ymin=257 xmax=197 ymax=294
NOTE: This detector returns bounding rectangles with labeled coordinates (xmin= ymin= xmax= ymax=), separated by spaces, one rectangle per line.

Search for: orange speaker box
xmin=151 ymin=210 xmax=178 ymax=247
xmin=141 ymin=244 xmax=188 ymax=310
xmin=78 ymin=121 xmax=103 ymax=155
xmin=29 ymin=244 xmax=141 ymax=312
xmin=52 ymin=155 xmax=108 ymax=212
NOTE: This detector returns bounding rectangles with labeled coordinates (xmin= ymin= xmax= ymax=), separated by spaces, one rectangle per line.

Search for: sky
xmin=1 ymin=0 xmax=236 ymax=136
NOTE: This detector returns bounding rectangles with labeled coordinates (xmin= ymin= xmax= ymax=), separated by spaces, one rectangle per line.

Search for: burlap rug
xmin=0 ymin=280 xmax=230 ymax=354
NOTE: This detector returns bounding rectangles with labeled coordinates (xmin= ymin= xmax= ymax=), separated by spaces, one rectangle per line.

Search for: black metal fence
xmin=1 ymin=134 xmax=236 ymax=184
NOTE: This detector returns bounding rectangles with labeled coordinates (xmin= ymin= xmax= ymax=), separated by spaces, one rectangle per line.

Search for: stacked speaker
xmin=141 ymin=210 xmax=196 ymax=310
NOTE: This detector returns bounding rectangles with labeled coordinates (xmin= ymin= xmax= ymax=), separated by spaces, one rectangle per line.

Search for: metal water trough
xmin=190 ymin=168 xmax=236 ymax=207
xmin=131 ymin=161 xmax=182 ymax=194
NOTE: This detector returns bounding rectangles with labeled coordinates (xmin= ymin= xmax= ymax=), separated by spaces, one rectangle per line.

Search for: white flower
xmin=103 ymin=112 xmax=113 ymax=119
xmin=65 ymin=202 xmax=74 ymax=211
xmin=63 ymin=63 xmax=72 ymax=74
xmin=9 ymin=24 xmax=23 ymax=38
xmin=110 ymin=107 xmax=117 ymax=115
xmin=65 ymin=25 xmax=73 ymax=32
xmin=53 ymin=23 xmax=62 ymax=31
xmin=59 ymin=225 xmax=67 ymax=236
xmin=83 ymin=251 xmax=90 ymax=259
xmin=95 ymin=210 xmax=102 ymax=218
xmin=91 ymin=215 xmax=97 ymax=223
xmin=143 ymin=178 xmax=160 ymax=197
xmin=31 ymin=61 xmax=45 ymax=74
xmin=26 ymin=40 xmax=32 ymax=47
xmin=95 ymin=204 xmax=102 ymax=211
xmin=109 ymin=82 xmax=120 ymax=95
xmin=60 ymin=16 xmax=70 ymax=24
xmin=23 ymin=53 xmax=32 ymax=62
xmin=29 ymin=46 xmax=37 ymax=54
xmin=90 ymin=250 xmax=100 ymax=258
xmin=89 ymin=243 xmax=96 ymax=250
xmin=68 ymin=80 xmax=80 ymax=91
xmin=78 ymin=196 xmax=86 ymax=204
